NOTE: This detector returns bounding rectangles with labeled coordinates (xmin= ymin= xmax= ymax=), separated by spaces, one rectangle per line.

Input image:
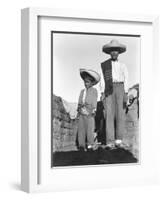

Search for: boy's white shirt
xmin=99 ymin=60 xmax=128 ymax=93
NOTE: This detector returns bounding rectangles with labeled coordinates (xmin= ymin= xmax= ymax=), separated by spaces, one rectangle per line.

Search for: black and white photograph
xmin=51 ymin=31 xmax=140 ymax=167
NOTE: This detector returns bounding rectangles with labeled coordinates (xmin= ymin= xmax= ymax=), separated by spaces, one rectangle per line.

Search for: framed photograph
xmin=21 ymin=8 xmax=159 ymax=193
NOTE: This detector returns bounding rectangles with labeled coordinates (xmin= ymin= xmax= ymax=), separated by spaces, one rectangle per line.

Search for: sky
xmin=53 ymin=33 xmax=140 ymax=103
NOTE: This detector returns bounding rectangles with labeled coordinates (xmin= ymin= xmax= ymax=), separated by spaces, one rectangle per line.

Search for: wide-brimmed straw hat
xmin=80 ymin=68 xmax=100 ymax=85
xmin=102 ymin=39 xmax=126 ymax=54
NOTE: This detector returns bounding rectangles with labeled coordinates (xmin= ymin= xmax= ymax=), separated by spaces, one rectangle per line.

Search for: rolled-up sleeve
xmin=123 ymin=64 xmax=128 ymax=93
xmin=99 ymin=70 xmax=105 ymax=93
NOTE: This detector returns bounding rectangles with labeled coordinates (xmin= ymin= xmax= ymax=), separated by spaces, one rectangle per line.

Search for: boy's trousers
xmin=78 ymin=115 xmax=95 ymax=148
xmin=104 ymin=83 xmax=126 ymax=144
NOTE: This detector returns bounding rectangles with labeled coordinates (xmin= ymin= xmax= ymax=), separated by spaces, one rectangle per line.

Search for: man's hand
xmin=123 ymin=93 xmax=128 ymax=109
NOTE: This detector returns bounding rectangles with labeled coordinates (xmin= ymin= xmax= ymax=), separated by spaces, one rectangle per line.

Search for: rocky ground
xmin=52 ymin=147 xmax=137 ymax=167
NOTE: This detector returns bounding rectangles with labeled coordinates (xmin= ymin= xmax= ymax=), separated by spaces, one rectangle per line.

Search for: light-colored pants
xmin=104 ymin=83 xmax=126 ymax=144
xmin=78 ymin=115 xmax=95 ymax=148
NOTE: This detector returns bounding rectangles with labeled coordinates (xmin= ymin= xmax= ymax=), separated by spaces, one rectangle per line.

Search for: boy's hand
xmin=81 ymin=107 xmax=89 ymax=115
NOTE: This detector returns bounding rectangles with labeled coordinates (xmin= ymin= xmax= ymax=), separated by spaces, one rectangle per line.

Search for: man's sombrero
xmin=80 ymin=68 xmax=100 ymax=85
xmin=102 ymin=39 xmax=126 ymax=54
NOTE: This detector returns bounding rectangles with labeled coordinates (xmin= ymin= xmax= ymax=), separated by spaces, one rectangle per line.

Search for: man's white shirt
xmin=99 ymin=60 xmax=128 ymax=93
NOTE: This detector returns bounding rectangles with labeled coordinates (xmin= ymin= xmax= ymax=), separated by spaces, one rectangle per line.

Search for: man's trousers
xmin=104 ymin=83 xmax=126 ymax=144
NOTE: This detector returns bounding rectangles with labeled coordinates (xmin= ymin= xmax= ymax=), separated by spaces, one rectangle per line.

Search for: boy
xmin=77 ymin=68 xmax=100 ymax=151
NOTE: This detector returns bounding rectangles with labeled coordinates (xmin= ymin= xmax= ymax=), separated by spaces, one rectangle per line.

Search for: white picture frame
xmin=21 ymin=7 xmax=159 ymax=193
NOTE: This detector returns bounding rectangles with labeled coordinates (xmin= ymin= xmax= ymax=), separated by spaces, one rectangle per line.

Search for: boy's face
xmin=84 ymin=78 xmax=93 ymax=89
xmin=110 ymin=50 xmax=119 ymax=61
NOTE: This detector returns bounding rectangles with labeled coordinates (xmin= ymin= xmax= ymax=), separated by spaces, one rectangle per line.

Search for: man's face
xmin=110 ymin=50 xmax=119 ymax=61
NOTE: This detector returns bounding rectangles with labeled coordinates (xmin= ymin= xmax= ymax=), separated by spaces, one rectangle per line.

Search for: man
xmin=100 ymin=39 xmax=128 ymax=149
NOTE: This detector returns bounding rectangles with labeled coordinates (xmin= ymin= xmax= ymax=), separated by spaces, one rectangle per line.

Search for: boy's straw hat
xmin=102 ymin=39 xmax=126 ymax=54
xmin=80 ymin=68 xmax=100 ymax=85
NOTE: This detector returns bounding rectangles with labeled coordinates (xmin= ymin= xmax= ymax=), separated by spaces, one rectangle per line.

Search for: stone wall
xmin=125 ymin=99 xmax=139 ymax=159
xmin=52 ymin=95 xmax=78 ymax=152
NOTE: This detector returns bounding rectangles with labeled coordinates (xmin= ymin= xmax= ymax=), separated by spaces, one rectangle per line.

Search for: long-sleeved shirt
xmin=99 ymin=60 xmax=128 ymax=93
xmin=78 ymin=87 xmax=98 ymax=115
